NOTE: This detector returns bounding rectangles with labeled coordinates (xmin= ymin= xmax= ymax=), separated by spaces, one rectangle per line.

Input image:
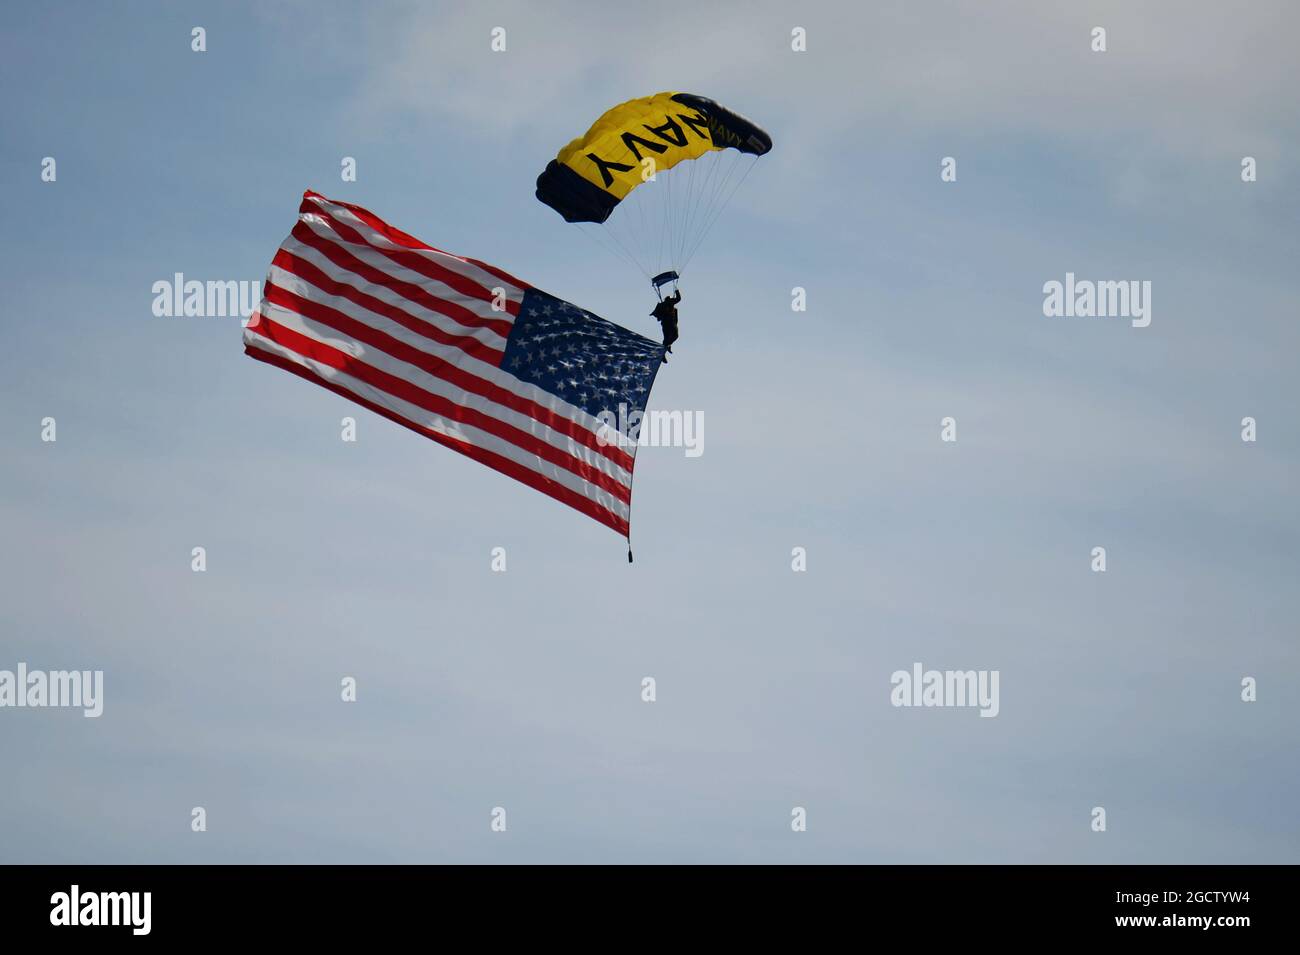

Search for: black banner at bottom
xmin=0 ymin=865 xmax=1279 ymax=940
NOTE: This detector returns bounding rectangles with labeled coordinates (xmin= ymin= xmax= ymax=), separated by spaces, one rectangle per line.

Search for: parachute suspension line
xmin=600 ymin=222 xmax=653 ymax=281
xmin=629 ymin=176 xmax=648 ymax=272
xmin=678 ymin=152 xmax=704 ymax=270
xmin=619 ymin=168 xmax=662 ymax=277
xmin=676 ymin=155 xmax=696 ymax=270
xmin=680 ymin=155 xmax=758 ymax=276
xmin=578 ymin=221 xmax=649 ymax=280
xmin=638 ymin=172 xmax=655 ymax=276
xmin=693 ymin=151 xmax=732 ymax=262
xmin=661 ymin=161 xmax=674 ymax=278
xmin=687 ymin=153 xmax=756 ymax=270
xmin=643 ymin=172 xmax=659 ymax=273
xmin=675 ymin=158 xmax=692 ymax=271
xmin=695 ymin=154 xmax=727 ymax=256
xmin=676 ymin=162 xmax=692 ymax=272
xmin=644 ymin=169 xmax=662 ymax=277
xmin=681 ymin=153 xmax=751 ymax=274
xmin=575 ymin=222 xmax=620 ymax=268
xmin=672 ymin=158 xmax=685 ymax=275
xmin=633 ymin=172 xmax=656 ymax=277
xmin=704 ymin=153 xmax=739 ymax=259
xmin=674 ymin=151 xmax=713 ymax=269
xmin=696 ymin=152 xmax=744 ymax=246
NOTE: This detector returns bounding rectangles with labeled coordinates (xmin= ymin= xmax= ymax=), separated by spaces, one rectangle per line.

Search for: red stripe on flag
xmin=247 ymin=316 xmax=633 ymax=504
xmin=273 ymin=249 xmax=505 ymax=364
xmin=302 ymin=190 xmax=530 ymax=291
xmin=244 ymin=343 xmax=629 ymax=535
xmin=291 ymin=222 xmax=515 ymax=339
xmin=303 ymin=200 xmax=523 ymax=319
xmin=261 ymin=281 xmax=635 ymax=472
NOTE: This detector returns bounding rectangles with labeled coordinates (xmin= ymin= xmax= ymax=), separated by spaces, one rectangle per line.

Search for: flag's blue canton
xmin=502 ymin=288 xmax=663 ymax=433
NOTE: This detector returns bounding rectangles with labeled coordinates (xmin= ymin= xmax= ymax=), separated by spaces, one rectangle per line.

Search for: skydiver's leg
xmin=663 ymin=319 xmax=679 ymax=352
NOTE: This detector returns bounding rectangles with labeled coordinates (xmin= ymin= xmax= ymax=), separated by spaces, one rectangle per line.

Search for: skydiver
xmin=650 ymin=289 xmax=681 ymax=363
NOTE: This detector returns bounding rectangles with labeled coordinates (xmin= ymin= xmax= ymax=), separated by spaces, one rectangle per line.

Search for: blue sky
xmin=1 ymin=1 xmax=1297 ymax=862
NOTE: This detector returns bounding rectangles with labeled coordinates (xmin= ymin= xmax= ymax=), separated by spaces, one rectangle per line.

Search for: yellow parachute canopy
xmin=537 ymin=92 xmax=771 ymax=223
xmin=535 ymin=93 xmax=772 ymax=285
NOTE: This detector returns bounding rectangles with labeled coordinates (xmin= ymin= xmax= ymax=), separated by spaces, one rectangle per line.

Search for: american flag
xmin=243 ymin=191 xmax=664 ymax=539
